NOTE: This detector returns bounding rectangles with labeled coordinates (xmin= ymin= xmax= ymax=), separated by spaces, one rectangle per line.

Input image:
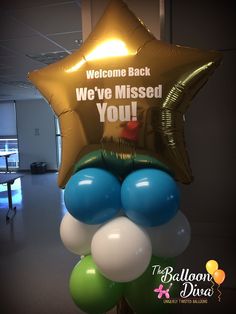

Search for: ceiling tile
xmin=48 ymin=31 xmax=82 ymax=50
xmin=0 ymin=82 xmax=42 ymax=101
xmin=0 ymin=0 xmax=77 ymax=10
xmin=0 ymin=46 xmax=16 ymax=57
xmin=11 ymin=2 xmax=82 ymax=35
xmin=0 ymin=14 xmax=37 ymax=40
xmin=0 ymin=67 xmax=17 ymax=76
xmin=0 ymin=36 xmax=66 ymax=55
xmin=0 ymin=0 xmax=81 ymax=100
xmin=0 ymin=54 xmax=46 ymax=83
xmin=0 ymin=55 xmax=23 ymax=67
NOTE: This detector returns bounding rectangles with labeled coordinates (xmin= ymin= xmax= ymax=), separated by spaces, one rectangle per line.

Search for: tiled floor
xmin=0 ymin=173 xmax=235 ymax=314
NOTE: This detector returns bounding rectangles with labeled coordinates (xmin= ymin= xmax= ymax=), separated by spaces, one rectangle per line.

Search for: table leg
xmin=5 ymin=156 xmax=9 ymax=172
xmin=6 ymin=181 xmax=16 ymax=222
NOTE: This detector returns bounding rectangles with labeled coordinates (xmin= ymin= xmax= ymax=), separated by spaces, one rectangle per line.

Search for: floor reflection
xmin=0 ymin=172 xmax=81 ymax=314
xmin=60 ymin=188 xmax=67 ymax=217
xmin=0 ymin=177 xmax=22 ymax=211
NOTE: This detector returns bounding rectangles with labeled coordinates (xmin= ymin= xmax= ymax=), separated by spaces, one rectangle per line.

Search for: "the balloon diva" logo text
xmin=152 ymin=265 xmax=214 ymax=299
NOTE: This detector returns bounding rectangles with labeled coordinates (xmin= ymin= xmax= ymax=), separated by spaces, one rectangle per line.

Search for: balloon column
xmin=29 ymin=0 xmax=222 ymax=313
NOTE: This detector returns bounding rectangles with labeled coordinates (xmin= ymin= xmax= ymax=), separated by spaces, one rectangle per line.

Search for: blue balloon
xmin=121 ymin=169 xmax=179 ymax=227
xmin=64 ymin=168 xmax=121 ymax=224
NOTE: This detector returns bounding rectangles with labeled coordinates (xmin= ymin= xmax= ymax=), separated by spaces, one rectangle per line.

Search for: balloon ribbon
xmin=217 ymin=284 xmax=222 ymax=302
xmin=210 ymin=278 xmax=215 ymax=293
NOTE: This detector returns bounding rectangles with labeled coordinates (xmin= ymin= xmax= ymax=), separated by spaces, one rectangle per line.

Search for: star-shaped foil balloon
xmin=29 ymin=0 xmax=221 ymax=188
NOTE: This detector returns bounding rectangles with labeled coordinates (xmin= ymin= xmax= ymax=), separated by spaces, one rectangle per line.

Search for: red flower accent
xmin=121 ymin=120 xmax=140 ymax=142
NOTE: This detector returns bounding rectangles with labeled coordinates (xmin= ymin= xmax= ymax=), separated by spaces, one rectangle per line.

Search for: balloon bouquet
xmin=29 ymin=0 xmax=221 ymax=313
xmin=206 ymin=260 xmax=225 ymax=302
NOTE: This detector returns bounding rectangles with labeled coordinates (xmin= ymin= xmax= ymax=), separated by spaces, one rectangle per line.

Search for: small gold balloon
xmin=206 ymin=259 xmax=219 ymax=275
xmin=213 ymin=269 xmax=225 ymax=285
xmin=29 ymin=0 xmax=222 ymax=188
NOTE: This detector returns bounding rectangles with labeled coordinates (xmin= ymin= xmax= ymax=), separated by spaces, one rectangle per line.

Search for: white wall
xmin=169 ymin=0 xmax=235 ymax=224
xmin=82 ymin=0 xmax=163 ymax=40
xmin=0 ymin=101 xmax=17 ymax=136
xmin=16 ymin=99 xmax=58 ymax=170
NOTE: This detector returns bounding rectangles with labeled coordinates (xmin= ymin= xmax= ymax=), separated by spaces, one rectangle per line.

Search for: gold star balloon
xmin=29 ymin=0 xmax=222 ymax=188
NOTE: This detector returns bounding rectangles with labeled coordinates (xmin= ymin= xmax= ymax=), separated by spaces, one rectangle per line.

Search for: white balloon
xmin=91 ymin=216 xmax=152 ymax=282
xmin=146 ymin=211 xmax=191 ymax=258
xmin=60 ymin=212 xmax=100 ymax=255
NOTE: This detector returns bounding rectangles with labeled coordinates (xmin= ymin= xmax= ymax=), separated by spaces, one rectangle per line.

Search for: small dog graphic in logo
xmin=154 ymin=283 xmax=173 ymax=299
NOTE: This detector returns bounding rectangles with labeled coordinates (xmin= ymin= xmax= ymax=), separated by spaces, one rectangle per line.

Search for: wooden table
xmin=0 ymin=151 xmax=16 ymax=172
xmin=0 ymin=173 xmax=23 ymax=222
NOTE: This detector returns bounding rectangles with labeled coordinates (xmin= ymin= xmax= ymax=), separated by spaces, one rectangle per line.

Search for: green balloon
xmin=73 ymin=149 xmax=171 ymax=179
xmin=69 ymin=255 xmax=124 ymax=314
xmin=124 ymin=256 xmax=179 ymax=314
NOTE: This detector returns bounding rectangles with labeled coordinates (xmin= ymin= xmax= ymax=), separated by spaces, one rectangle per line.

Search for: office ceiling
xmin=0 ymin=0 xmax=82 ymax=101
